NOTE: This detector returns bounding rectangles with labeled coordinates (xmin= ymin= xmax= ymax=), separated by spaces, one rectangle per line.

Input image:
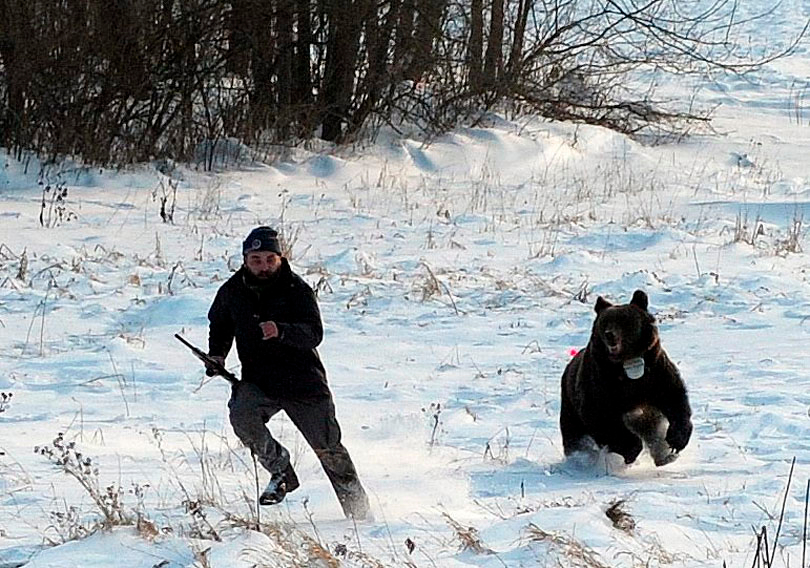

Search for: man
xmin=206 ymin=226 xmax=370 ymax=519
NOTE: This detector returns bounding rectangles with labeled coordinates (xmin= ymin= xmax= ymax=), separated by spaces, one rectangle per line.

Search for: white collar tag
xmin=623 ymin=357 xmax=645 ymax=380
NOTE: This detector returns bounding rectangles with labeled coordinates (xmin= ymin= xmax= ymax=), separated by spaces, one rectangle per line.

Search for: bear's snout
xmin=604 ymin=329 xmax=622 ymax=356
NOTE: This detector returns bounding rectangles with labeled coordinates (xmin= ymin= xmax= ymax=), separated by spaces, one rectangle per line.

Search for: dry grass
xmin=526 ymin=523 xmax=611 ymax=568
xmin=775 ymin=211 xmax=804 ymax=255
xmin=34 ymin=434 xmax=133 ymax=531
xmin=732 ymin=210 xmax=765 ymax=246
xmin=416 ymin=262 xmax=460 ymax=315
xmin=442 ymin=512 xmax=494 ymax=555
xmin=239 ymin=522 xmax=341 ymax=568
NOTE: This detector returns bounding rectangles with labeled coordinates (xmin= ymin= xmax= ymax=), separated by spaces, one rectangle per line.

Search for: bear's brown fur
xmin=560 ymin=290 xmax=692 ymax=466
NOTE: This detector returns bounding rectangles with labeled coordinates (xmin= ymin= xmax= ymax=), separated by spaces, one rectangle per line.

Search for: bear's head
xmin=591 ymin=290 xmax=659 ymax=370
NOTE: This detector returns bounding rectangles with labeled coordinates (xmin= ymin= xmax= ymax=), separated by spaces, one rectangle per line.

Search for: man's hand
xmin=205 ymin=355 xmax=226 ymax=377
xmin=260 ymin=321 xmax=279 ymax=340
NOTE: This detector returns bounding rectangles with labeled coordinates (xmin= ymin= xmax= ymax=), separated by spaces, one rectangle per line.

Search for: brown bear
xmin=560 ymin=290 xmax=692 ymax=466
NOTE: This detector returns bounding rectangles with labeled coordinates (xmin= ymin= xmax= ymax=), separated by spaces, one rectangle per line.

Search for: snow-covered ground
xmin=3 ymin=6 xmax=810 ymax=568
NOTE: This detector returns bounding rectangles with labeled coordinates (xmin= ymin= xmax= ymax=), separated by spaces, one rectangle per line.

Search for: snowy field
xmin=3 ymin=5 xmax=810 ymax=568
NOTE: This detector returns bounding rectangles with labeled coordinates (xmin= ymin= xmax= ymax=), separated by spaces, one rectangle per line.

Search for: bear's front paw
xmin=665 ymin=420 xmax=693 ymax=451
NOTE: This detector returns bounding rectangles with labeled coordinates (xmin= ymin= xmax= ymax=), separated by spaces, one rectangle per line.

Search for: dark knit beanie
xmin=242 ymin=226 xmax=282 ymax=255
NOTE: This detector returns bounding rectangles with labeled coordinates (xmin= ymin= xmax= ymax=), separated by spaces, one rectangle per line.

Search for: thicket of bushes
xmin=0 ymin=1 xmax=796 ymax=166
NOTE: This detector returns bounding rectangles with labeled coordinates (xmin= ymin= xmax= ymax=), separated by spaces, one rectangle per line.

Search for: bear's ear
xmin=594 ymin=296 xmax=612 ymax=314
xmin=630 ymin=289 xmax=649 ymax=311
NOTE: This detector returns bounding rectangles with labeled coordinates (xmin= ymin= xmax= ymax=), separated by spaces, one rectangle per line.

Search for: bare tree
xmin=294 ymin=0 xmax=314 ymax=109
xmin=502 ymin=0 xmax=803 ymax=135
xmin=467 ymin=0 xmax=484 ymax=92
xmin=320 ymin=0 xmax=365 ymax=141
xmin=482 ymin=0 xmax=505 ymax=89
xmin=506 ymin=0 xmax=532 ymax=82
xmin=0 ymin=1 xmax=31 ymax=156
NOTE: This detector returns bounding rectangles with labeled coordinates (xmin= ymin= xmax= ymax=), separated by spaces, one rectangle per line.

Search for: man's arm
xmin=269 ymin=280 xmax=323 ymax=350
xmin=208 ymin=287 xmax=235 ymax=358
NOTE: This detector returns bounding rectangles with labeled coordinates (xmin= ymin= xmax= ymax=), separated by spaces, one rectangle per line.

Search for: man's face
xmin=245 ymin=251 xmax=282 ymax=279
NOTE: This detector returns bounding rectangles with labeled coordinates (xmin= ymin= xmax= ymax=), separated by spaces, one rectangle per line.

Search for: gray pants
xmin=228 ymin=381 xmax=369 ymax=517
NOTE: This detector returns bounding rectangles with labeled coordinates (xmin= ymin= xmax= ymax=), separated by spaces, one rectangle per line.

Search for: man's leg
xmin=282 ymin=394 xmax=370 ymax=519
xmin=229 ymin=382 xmax=299 ymax=502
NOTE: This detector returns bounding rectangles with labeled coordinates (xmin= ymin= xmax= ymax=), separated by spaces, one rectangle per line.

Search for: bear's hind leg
xmin=560 ymin=395 xmax=592 ymax=457
xmin=623 ymin=406 xmax=677 ymax=466
xmin=560 ymin=397 xmax=602 ymax=468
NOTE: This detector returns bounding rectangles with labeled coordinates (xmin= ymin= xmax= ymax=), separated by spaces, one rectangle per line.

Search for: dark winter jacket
xmin=207 ymin=260 xmax=329 ymax=398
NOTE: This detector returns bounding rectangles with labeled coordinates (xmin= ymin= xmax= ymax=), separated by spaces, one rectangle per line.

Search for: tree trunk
xmin=483 ymin=0 xmax=505 ymax=89
xmin=249 ymin=1 xmax=276 ymax=137
xmin=393 ymin=0 xmax=415 ymax=80
xmin=410 ymin=0 xmax=444 ymax=81
xmin=320 ymin=0 xmax=362 ymax=142
xmin=294 ymin=0 xmax=313 ymax=107
xmin=227 ymin=0 xmax=251 ymax=75
xmin=95 ymin=0 xmax=147 ymax=99
xmin=506 ymin=0 xmax=532 ymax=82
xmin=347 ymin=0 xmax=395 ymax=132
xmin=468 ymin=0 xmax=483 ymax=92
xmin=0 ymin=3 xmax=15 ymax=141
xmin=276 ymin=0 xmax=294 ymax=138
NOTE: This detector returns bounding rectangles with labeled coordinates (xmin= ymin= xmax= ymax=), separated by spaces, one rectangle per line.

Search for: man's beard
xmin=247 ymin=267 xmax=280 ymax=285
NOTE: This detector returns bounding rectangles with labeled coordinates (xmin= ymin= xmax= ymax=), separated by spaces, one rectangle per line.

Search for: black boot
xmin=283 ymin=462 xmax=300 ymax=493
xmin=259 ymin=463 xmax=300 ymax=505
